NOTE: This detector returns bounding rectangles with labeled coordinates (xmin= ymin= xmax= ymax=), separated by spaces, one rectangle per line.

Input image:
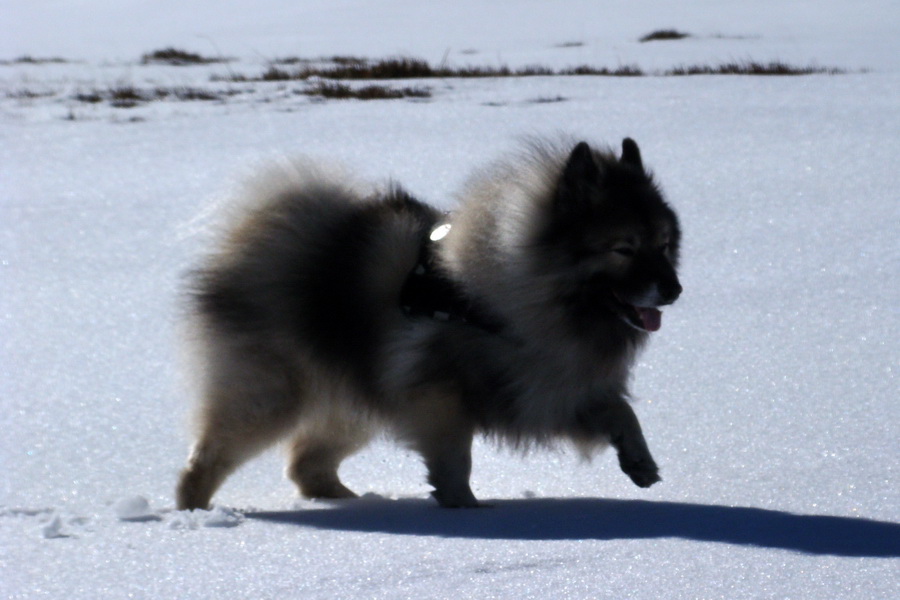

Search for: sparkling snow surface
xmin=2 ymin=1 xmax=898 ymax=598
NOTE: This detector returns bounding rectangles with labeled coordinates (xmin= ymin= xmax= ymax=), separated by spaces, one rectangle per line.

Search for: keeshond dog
xmin=176 ymin=138 xmax=681 ymax=510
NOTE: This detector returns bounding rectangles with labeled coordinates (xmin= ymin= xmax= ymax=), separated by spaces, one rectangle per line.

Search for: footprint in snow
xmin=167 ymin=505 xmax=244 ymax=530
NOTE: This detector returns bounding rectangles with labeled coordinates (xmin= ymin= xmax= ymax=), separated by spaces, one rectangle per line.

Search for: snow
xmin=2 ymin=1 xmax=899 ymax=598
xmin=113 ymin=496 xmax=159 ymax=522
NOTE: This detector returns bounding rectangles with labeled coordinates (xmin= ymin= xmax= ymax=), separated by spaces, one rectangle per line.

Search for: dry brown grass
xmin=640 ymin=30 xmax=691 ymax=43
xmin=141 ymin=48 xmax=229 ymax=66
xmin=304 ymin=82 xmax=431 ymax=100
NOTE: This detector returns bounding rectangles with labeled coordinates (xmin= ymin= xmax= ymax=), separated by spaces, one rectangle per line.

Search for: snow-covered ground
xmin=2 ymin=1 xmax=898 ymax=598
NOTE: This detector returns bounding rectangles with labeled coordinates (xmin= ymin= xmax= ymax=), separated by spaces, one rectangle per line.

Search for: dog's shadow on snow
xmin=247 ymin=497 xmax=900 ymax=558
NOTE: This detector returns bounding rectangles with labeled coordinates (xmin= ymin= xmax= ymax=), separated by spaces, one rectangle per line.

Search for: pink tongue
xmin=637 ymin=307 xmax=662 ymax=332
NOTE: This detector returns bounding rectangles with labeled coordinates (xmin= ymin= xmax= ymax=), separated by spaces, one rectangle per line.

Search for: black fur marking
xmin=292 ymin=188 xmax=435 ymax=387
xmin=192 ymin=186 xmax=442 ymax=393
xmin=293 ymin=207 xmax=383 ymax=372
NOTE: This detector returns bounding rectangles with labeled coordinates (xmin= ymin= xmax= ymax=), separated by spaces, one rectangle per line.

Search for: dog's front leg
xmin=396 ymin=392 xmax=481 ymax=507
xmin=577 ymin=399 xmax=661 ymax=488
xmin=423 ymin=431 xmax=479 ymax=508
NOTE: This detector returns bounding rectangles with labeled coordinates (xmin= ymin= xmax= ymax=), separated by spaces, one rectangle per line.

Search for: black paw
xmin=430 ymin=488 xmax=481 ymax=508
xmin=618 ymin=455 xmax=661 ymax=488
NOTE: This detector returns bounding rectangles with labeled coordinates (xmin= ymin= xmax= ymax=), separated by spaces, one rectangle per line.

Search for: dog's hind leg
xmin=286 ymin=411 xmax=372 ymax=500
xmin=176 ymin=352 xmax=303 ymax=511
xmin=177 ymin=435 xmax=248 ymax=512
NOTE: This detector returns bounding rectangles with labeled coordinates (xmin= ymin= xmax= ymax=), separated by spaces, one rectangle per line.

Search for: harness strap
xmin=399 ymin=224 xmax=506 ymax=335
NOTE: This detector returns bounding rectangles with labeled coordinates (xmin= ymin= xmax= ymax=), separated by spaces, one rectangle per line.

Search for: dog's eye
xmin=658 ymin=243 xmax=670 ymax=253
xmin=612 ymin=247 xmax=635 ymax=257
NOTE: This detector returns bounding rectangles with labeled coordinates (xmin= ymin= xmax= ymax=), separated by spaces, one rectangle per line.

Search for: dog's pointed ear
xmin=620 ymin=138 xmax=643 ymax=171
xmin=557 ymin=141 xmax=600 ymax=212
xmin=564 ymin=141 xmax=599 ymax=182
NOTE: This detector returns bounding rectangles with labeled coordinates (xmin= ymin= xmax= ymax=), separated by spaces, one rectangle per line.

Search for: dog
xmin=176 ymin=138 xmax=681 ymax=509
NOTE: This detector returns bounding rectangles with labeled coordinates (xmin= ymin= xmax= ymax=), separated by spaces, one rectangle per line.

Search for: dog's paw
xmin=430 ymin=487 xmax=481 ymax=508
xmin=618 ymin=454 xmax=661 ymax=488
xmin=300 ymin=481 xmax=359 ymax=500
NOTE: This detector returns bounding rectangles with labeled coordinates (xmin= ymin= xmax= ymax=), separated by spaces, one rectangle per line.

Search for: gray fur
xmin=176 ymin=139 xmax=681 ymax=510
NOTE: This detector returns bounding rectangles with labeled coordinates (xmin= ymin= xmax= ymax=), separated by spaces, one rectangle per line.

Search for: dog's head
xmin=537 ymin=139 xmax=682 ymax=333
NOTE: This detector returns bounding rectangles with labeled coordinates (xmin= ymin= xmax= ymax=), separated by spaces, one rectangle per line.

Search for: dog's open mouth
xmin=613 ymin=295 xmax=662 ymax=332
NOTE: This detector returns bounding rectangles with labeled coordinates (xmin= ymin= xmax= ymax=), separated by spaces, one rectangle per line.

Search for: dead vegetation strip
xmin=0 ymin=55 xmax=70 ymax=65
xmin=640 ymin=30 xmax=692 ymax=42
xmin=217 ymin=56 xmax=848 ymax=83
xmin=218 ymin=57 xmax=652 ymax=82
xmin=304 ymin=82 xmax=431 ymax=100
xmin=9 ymin=50 xmax=851 ymax=110
xmin=67 ymin=82 xmax=429 ymax=108
xmin=140 ymin=48 xmax=231 ymax=66
xmin=72 ymin=85 xmax=227 ymax=108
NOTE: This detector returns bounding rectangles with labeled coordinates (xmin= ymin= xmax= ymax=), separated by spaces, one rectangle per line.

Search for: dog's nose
xmin=660 ymin=280 xmax=682 ymax=304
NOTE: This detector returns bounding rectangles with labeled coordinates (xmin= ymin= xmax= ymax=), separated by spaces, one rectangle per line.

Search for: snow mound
xmin=114 ymin=496 xmax=161 ymax=522
xmin=40 ymin=514 xmax=69 ymax=539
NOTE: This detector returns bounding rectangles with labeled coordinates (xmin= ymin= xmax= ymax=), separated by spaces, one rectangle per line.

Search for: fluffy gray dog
xmin=176 ymin=138 xmax=681 ymax=510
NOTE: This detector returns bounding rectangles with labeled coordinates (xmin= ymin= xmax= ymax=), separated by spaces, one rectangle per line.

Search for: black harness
xmin=399 ymin=224 xmax=506 ymax=335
